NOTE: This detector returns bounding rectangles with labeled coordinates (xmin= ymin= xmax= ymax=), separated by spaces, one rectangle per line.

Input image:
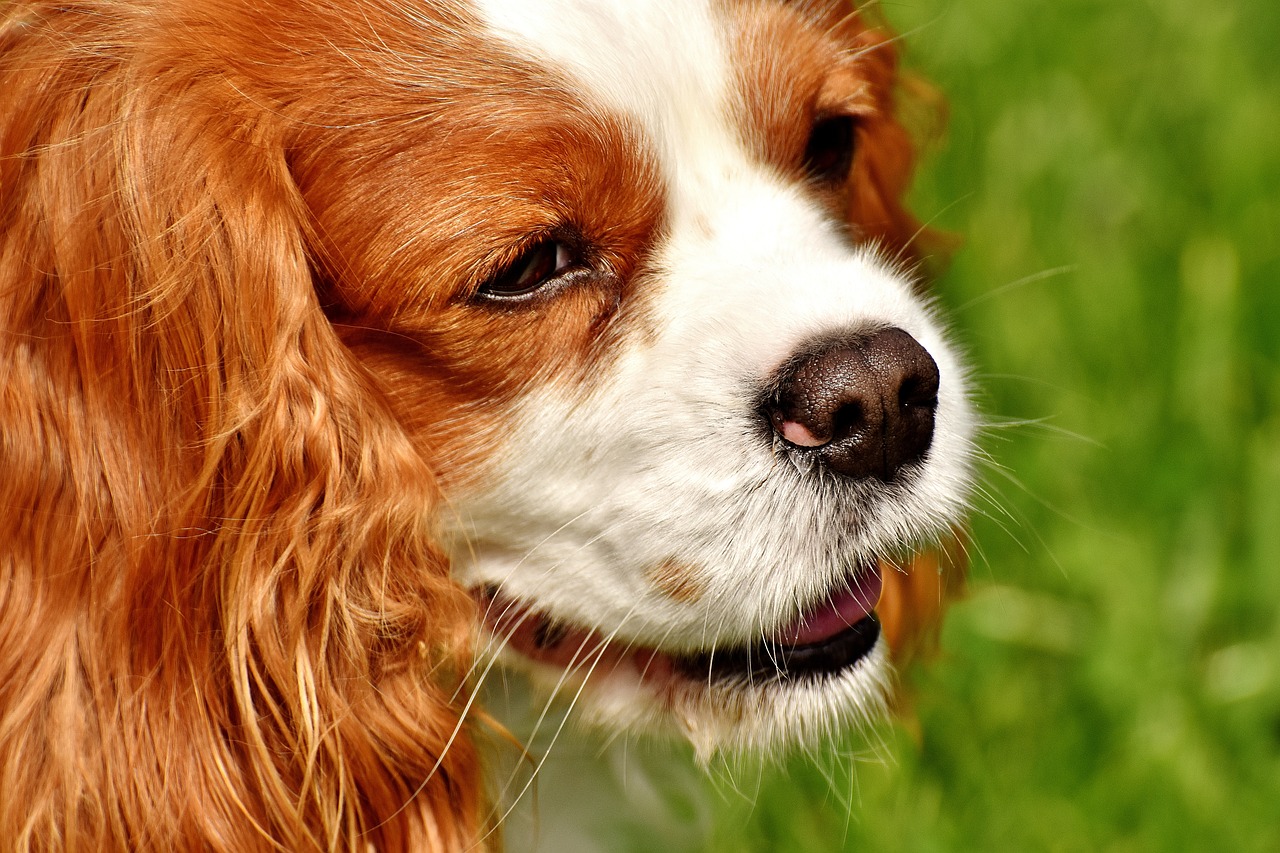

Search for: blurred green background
xmin=502 ymin=1 xmax=1279 ymax=850
xmin=723 ymin=0 xmax=1280 ymax=849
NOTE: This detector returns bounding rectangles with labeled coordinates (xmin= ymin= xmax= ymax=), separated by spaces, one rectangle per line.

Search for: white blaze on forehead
xmin=473 ymin=0 xmax=742 ymax=193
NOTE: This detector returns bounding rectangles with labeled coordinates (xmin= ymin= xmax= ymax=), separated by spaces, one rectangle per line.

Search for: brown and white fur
xmin=0 ymin=0 xmax=973 ymax=848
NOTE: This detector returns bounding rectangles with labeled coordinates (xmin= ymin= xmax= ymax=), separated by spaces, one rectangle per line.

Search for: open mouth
xmin=477 ymin=561 xmax=884 ymax=688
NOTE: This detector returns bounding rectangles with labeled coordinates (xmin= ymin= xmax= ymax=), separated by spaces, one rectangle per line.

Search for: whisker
xmin=481 ymin=613 xmax=640 ymax=839
xmin=952 ymin=265 xmax=1077 ymax=314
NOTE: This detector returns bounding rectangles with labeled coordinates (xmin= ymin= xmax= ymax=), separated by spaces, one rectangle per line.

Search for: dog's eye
xmin=802 ymin=115 xmax=856 ymax=186
xmin=479 ymin=238 xmax=581 ymax=300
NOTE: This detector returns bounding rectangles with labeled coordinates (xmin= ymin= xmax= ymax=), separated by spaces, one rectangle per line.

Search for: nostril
xmin=830 ymin=399 xmax=867 ymax=444
xmin=898 ymin=376 xmax=938 ymax=410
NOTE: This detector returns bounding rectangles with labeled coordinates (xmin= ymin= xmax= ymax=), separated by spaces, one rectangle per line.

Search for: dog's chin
xmin=474 ymin=561 xmax=895 ymax=758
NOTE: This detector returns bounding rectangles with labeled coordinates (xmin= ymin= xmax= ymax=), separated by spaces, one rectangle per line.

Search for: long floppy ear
xmin=1 ymin=5 xmax=479 ymax=848
xmin=877 ymin=535 xmax=968 ymax=670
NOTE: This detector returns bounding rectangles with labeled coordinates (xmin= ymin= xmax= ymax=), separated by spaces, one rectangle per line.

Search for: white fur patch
xmin=457 ymin=0 xmax=975 ymax=752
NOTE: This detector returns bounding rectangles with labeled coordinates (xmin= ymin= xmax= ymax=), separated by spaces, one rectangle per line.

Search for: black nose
xmin=765 ymin=327 xmax=940 ymax=482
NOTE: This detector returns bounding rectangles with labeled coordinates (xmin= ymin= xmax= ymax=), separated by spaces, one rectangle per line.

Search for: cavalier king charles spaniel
xmin=0 ymin=0 xmax=973 ymax=848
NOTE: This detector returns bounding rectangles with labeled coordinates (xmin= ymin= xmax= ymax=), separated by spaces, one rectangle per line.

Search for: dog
xmin=0 ymin=0 xmax=974 ymax=848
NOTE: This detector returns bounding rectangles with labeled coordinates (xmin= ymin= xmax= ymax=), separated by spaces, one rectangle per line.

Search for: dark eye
xmin=802 ymin=115 xmax=856 ymax=186
xmin=478 ymin=237 xmax=582 ymax=300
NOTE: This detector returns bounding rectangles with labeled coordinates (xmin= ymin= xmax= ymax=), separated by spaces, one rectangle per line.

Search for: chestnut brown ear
xmin=878 ymin=533 xmax=968 ymax=668
xmin=0 ymin=5 xmax=478 ymax=847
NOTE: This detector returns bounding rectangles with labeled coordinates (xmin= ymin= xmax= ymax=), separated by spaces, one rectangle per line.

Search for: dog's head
xmin=2 ymin=0 xmax=972 ymax=846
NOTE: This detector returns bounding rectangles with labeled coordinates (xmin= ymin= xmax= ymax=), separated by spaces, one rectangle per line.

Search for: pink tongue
xmin=774 ymin=565 xmax=883 ymax=646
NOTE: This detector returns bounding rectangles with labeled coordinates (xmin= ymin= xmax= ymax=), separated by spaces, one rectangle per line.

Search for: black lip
xmin=673 ymin=614 xmax=881 ymax=683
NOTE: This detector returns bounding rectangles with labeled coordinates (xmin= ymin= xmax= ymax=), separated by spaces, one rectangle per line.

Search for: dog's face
xmin=283 ymin=0 xmax=975 ymax=753
xmin=1 ymin=0 xmax=973 ymax=844
xmin=6 ymin=0 xmax=969 ymax=763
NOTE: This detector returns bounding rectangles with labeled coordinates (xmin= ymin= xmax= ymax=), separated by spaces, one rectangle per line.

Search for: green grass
xmin=708 ymin=0 xmax=1280 ymax=849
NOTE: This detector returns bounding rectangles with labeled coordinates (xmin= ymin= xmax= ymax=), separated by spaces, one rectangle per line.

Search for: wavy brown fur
xmin=0 ymin=2 xmax=481 ymax=848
